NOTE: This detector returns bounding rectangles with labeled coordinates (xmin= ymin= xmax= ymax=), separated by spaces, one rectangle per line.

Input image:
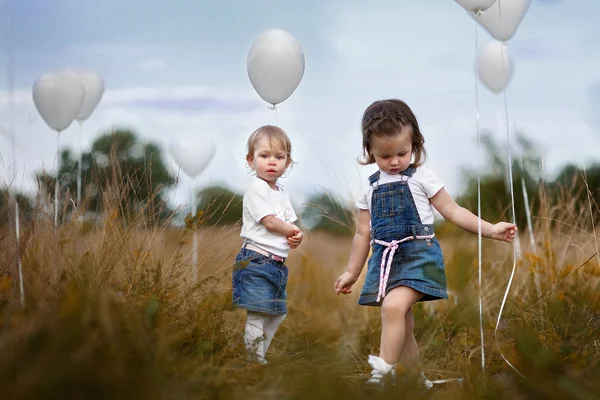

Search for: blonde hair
xmin=246 ymin=125 xmax=294 ymax=164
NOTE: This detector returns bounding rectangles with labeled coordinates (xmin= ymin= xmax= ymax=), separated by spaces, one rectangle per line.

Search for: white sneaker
xmin=418 ymin=372 xmax=433 ymax=389
xmin=366 ymin=355 xmax=396 ymax=386
xmin=247 ymin=353 xmax=267 ymax=365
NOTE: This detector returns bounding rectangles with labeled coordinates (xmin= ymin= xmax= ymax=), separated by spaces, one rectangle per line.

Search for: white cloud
xmin=297 ymin=0 xmax=600 ymax=201
xmin=2 ymin=0 xmax=599 ymax=224
xmin=587 ymin=82 xmax=600 ymax=135
xmin=65 ymin=41 xmax=160 ymax=58
xmin=101 ymin=85 xmax=257 ymax=105
xmin=137 ymin=58 xmax=167 ymax=71
xmin=0 ymin=85 xmax=272 ymax=205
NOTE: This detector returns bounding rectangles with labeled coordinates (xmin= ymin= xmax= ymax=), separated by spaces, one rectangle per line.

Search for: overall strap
xmin=368 ymin=170 xmax=380 ymax=186
xmin=401 ymin=167 xmax=416 ymax=177
xmin=369 ymin=167 xmax=416 ymax=186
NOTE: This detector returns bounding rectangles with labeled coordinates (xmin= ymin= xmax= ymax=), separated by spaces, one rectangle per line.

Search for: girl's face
xmin=247 ymin=137 xmax=290 ymax=189
xmin=369 ymin=127 xmax=413 ymax=175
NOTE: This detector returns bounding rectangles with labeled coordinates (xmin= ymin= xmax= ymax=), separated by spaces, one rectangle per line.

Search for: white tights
xmin=244 ymin=311 xmax=286 ymax=362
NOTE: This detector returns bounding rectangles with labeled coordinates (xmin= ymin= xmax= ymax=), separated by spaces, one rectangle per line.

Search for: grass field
xmin=0 ymin=192 xmax=599 ymax=400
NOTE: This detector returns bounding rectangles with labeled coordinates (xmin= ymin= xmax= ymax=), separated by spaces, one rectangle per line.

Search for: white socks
xmin=244 ymin=311 xmax=286 ymax=363
xmin=367 ymin=355 xmax=433 ymax=389
xmin=367 ymin=355 xmax=396 ymax=385
xmin=419 ymin=372 xmax=433 ymax=389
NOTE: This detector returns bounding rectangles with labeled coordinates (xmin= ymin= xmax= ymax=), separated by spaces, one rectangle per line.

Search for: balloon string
xmin=474 ymin=20 xmax=485 ymax=373
xmin=191 ymin=190 xmax=198 ymax=283
xmin=6 ymin=0 xmax=24 ymax=307
xmin=495 ymin=54 xmax=526 ymax=379
xmin=268 ymin=104 xmax=278 ymax=126
xmin=519 ymin=155 xmax=536 ymax=252
xmin=55 ymin=132 xmax=60 ymax=227
xmin=6 ymin=7 xmax=15 ymax=183
xmin=77 ymin=122 xmax=83 ymax=206
xmin=15 ymin=201 xmax=24 ymax=305
xmin=519 ymin=150 xmax=543 ymax=321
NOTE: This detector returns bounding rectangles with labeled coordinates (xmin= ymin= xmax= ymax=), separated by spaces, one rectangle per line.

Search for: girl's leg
xmin=367 ymin=286 xmax=423 ymax=386
xmin=262 ymin=313 xmax=286 ymax=356
xmin=379 ymin=286 xmax=423 ymax=365
xmin=400 ymin=308 xmax=419 ymax=366
xmin=244 ymin=311 xmax=267 ymax=363
xmin=399 ymin=306 xmax=433 ymax=389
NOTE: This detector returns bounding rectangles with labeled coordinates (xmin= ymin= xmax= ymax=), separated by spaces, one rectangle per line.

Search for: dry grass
xmin=0 ymin=186 xmax=599 ymax=400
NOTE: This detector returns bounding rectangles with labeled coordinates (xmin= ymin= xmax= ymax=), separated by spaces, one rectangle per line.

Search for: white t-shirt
xmin=240 ymin=177 xmax=298 ymax=258
xmin=355 ymin=166 xmax=444 ymax=225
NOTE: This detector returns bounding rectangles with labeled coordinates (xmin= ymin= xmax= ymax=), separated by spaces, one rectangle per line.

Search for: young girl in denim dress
xmin=334 ymin=99 xmax=517 ymax=388
xmin=232 ymin=125 xmax=304 ymax=364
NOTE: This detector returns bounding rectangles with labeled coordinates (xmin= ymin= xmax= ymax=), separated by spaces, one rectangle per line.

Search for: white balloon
xmin=455 ymin=0 xmax=497 ymax=13
xmin=247 ymin=29 xmax=305 ymax=106
xmin=472 ymin=0 xmax=531 ymax=41
xmin=32 ymin=71 xmax=84 ymax=132
xmin=477 ymin=40 xmax=514 ymax=93
xmin=76 ymin=72 xmax=105 ymax=122
xmin=169 ymin=139 xmax=217 ymax=179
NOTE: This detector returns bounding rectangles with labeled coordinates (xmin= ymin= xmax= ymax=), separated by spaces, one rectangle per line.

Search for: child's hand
xmin=334 ymin=271 xmax=359 ymax=295
xmin=287 ymin=228 xmax=303 ymax=249
xmin=490 ymin=222 xmax=518 ymax=243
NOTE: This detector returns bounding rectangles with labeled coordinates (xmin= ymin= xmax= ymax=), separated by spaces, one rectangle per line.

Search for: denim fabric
xmin=232 ymin=248 xmax=288 ymax=315
xmin=359 ymin=168 xmax=447 ymax=306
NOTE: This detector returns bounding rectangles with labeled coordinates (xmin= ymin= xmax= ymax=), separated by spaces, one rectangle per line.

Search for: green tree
xmin=36 ymin=129 xmax=175 ymax=223
xmin=195 ymin=185 xmax=243 ymax=226
xmin=455 ymin=130 xmax=542 ymax=228
xmin=0 ymin=189 xmax=33 ymax=226
xmin=454 ymin=130 xmax=600 ymax=230
xmin=550 ymin=162 xmax=600 ymax=226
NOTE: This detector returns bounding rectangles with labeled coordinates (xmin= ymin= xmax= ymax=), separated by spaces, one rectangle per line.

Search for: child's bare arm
xmin=345 ymin=209 xmax=371 ymax=277
xmin=430 ymin=188 xmax=517 ymax=242
xmin=334 ymin=209 xmax=371 ymax=294
xmin=260 ymin=215 xmax=298 ymax=237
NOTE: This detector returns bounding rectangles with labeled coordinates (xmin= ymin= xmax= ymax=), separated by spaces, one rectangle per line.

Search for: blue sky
xmin=0 ymin=0 xmax=599 ymax=213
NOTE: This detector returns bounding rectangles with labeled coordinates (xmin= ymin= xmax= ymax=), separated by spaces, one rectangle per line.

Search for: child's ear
xmin=246 ymin=154 xmax=254 ymax=169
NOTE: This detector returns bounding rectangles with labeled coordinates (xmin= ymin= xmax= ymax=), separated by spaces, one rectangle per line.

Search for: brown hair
xmin=246 ymin=125 xmax=293 ymax=164
xmin=359 ymin=99 xmax=426 ymax=168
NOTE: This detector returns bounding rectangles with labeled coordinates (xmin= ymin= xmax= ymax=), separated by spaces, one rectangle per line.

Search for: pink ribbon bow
xmin=371 ymin=234 xmax=435 ymax=303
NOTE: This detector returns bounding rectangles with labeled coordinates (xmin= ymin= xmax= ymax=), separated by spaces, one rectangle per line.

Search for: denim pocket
xmin=281 ymin=265 xmax=289 ymax=288
xmin=234 ymin=249 xmax=268 ymax=271
xmin=373 ymin=188 xmax=405 ymax=218
xmin=232 ymin=267 xmax=242 ymax=304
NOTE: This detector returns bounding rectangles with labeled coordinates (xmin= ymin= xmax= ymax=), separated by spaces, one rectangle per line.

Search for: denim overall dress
xmin=358 ymin=168 xmax=448 ymax=306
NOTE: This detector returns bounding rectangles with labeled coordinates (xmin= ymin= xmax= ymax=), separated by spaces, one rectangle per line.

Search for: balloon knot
xmin=267 ymin=105 xmax=277 ymax=110
xmin=474 ymin=9 xmax=484 ymax=16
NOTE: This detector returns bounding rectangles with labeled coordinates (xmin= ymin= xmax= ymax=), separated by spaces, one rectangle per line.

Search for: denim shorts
xmin=359 ymin=237 xmax=448 ymax=306
xmin=232 ymin=248 xmax=288 ymax=315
